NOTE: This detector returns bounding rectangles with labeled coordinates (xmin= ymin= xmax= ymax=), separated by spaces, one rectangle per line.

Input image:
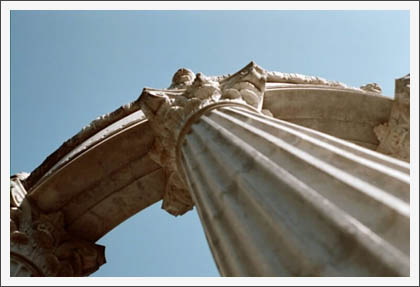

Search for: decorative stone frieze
xmin=374 ymin=74 xmax=410 ymax=161
xmin=10 ymin=174 xmax=106 ymax=277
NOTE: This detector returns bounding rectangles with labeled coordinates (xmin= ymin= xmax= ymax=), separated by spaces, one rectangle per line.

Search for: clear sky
xmin=9 ymin=9 xmax=410 ymax=277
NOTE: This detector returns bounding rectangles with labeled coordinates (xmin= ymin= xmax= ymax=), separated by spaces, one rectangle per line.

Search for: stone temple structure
xmin=10 ymin=62 xmax=410 ymax=276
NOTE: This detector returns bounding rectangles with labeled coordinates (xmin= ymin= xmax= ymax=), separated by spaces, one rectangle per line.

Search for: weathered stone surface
xmin=67 ymin=168 xmax=166 ymax=241
xmin=178 ymin=106 xmax=409 ymax=276
xmin=139 ymin=62 xmax=405 ymax=216
xmin=374 ymin=74 xmax=410 ymax=161
xmin=10 ymin=175 xmax=105 ymax=276
xmin=169 ymin=68 xmax=195 ymax=89
xmin=140 ymin=62 xmax=267 ymax=216
xmin=28 ymin=119 xmax=165 ymax=242
xmin=12 ymin=61 xmax=410 ymax=277
xmin=23 ymin=99 xmax=146 ymax=191
xmin=360 ymin=82 xmax=382 ymax=93
xmin=266 ymin=70 xmax=354 ymax=89
xmin=263 ymin=86 xmax=393 ymax=150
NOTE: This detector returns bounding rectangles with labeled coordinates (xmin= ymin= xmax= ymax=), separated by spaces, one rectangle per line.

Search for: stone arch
xmin=11 ymin=63 xmax=409 ymax=276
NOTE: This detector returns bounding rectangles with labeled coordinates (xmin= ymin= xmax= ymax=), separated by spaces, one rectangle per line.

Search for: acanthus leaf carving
xmin=10 ymin=175 xmax=106 ymax=277
xmin=140 ymin=62 xmax=268 ymax=216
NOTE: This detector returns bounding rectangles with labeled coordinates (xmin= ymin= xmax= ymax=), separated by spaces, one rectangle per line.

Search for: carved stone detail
xmin=374 ymin=74 xmax=410 ymax=161
xmin=141 ymin=62 xmax=386 ymax=216
xmin=360 ymin=82 xmax=382 ymax=93
xmin=168 ymin=68 xmax=196 ymax=89
xmin=267 ymin=71 xmax=349 ymax=88
xmin=140 ymin=62 xmax=268 ymax=216
xmin=10 ymin=175 xmax=106 ymax=276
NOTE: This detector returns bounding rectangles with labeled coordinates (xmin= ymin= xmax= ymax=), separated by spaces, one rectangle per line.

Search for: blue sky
xmin=9 ymin=10 xmax=410 ymax=277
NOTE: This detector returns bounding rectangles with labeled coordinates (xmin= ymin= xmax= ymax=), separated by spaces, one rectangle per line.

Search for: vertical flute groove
xmin=208 ymin=109 xmax=410 ymax=254
xmin=177 ymin=106 xmax=409 ymax=276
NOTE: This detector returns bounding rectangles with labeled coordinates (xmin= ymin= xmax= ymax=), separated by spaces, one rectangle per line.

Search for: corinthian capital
xmin=10 ymin=175 xmax=106 ymax=277
xmin=139 ymin=62 xmax=268 ymax=216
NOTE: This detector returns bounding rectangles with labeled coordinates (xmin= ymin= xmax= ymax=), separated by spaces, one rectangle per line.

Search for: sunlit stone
xmin=11 ymin=63 xmax=410 ymax=277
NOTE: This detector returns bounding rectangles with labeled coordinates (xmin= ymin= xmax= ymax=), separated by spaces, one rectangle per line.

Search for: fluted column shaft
xmin=177 ymin=105 xmax=410 ymax=276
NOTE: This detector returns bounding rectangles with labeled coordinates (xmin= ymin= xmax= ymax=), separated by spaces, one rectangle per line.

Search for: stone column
xmin=10 ymin=173 xmax=106 ymax=277
xmin=176 ymin=105 xmax=409 ymax=276
xmin=140 ymin=63 xmax=410 ymax=276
